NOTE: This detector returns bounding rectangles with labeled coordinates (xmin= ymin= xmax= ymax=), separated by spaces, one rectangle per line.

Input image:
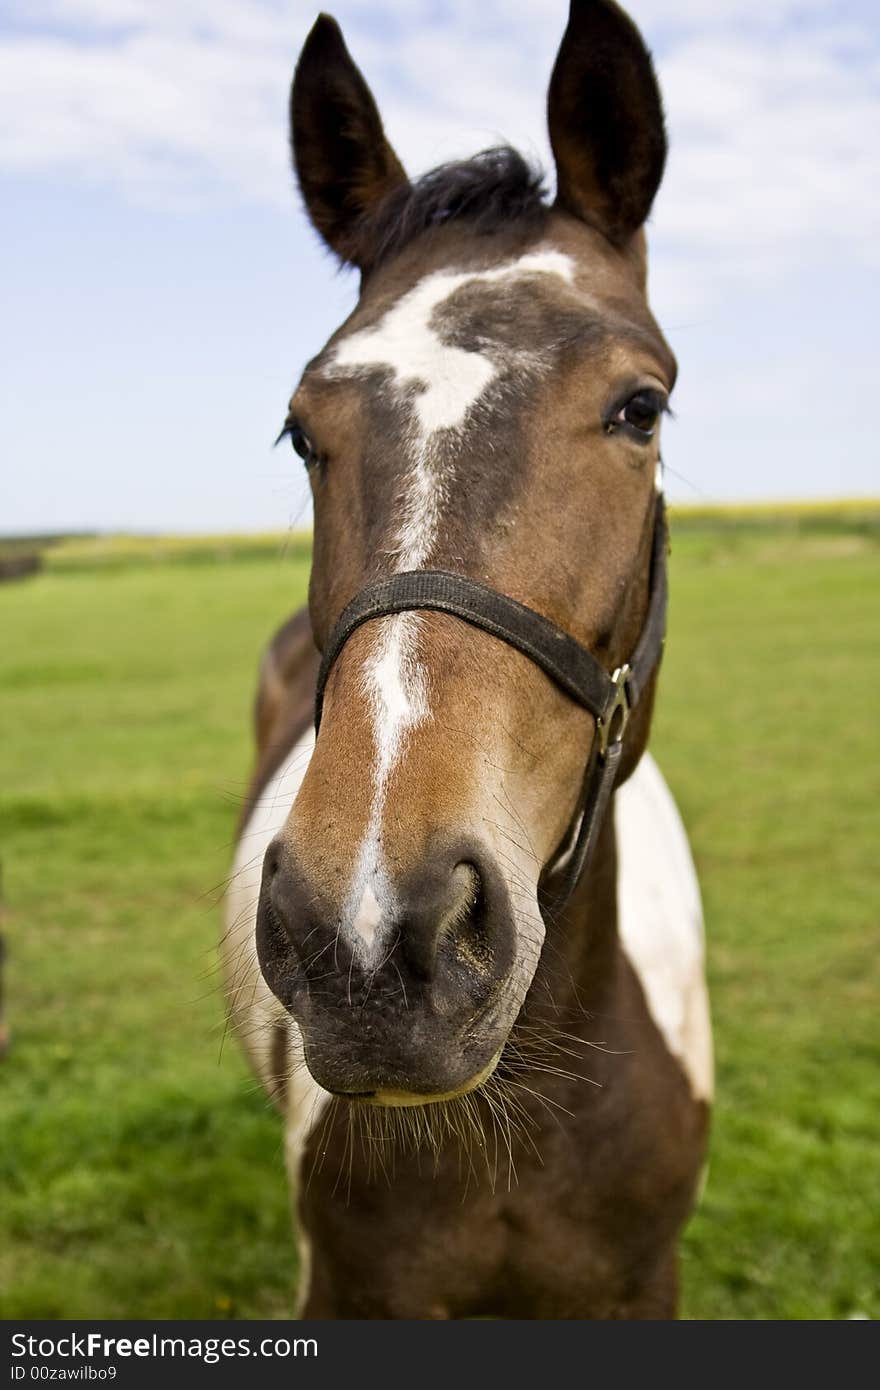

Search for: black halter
xmin=315 ymin=496 xmax=668 ymax=916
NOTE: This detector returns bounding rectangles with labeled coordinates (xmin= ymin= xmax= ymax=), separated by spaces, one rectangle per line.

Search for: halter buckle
xmin=597 ymin=665 xmax=632 ymax=758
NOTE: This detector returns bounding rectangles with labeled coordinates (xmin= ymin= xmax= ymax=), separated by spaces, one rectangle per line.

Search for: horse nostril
xmin=443 ymin=863 xmax=495 ymax=970
xmin=264 ymin=840 xmax=282 ymax=881
xmin=447 ymin=862 xmax=482 ymax=930
xmin=260 ymin=840 xmax=306 ymax=951
xmin=396 ymin=844 xmax=514 ymax=1003
xmin=441 ymin=849 xmax=517 ymax=1002
xmin=397 ymin=859 xmax=478 ymax=981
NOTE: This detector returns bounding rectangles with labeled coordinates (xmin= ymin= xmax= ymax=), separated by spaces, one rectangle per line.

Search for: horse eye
xmin=609 ymin=389 xmax=666 ymax=441
xmin=288 ymin=424 xmax=316 ymax=463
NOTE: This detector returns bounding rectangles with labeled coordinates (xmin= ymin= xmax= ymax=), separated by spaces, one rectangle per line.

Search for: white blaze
xmin=328 ymin=248 xmax=576 ymax=950
xmin=333 ymin=249 xmax=574 ymax=441
xmin=351 ymin=882 xmax=383 ymax=949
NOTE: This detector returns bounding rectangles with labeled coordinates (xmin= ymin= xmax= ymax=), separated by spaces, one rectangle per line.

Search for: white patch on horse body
xmin=330 ymin=248 xmax=575 ymax=948
xmin=615 ymin=752 xmax=713 ymax=1101
xmin=224 ymin=728 xmax=331 ymax=1316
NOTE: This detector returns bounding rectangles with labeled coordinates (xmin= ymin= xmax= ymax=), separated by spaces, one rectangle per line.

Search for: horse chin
xmin=296 ymin=1018 xmax=511 ymax=1107
xmin=350 ymin=1047 xmax=504 ymax=1108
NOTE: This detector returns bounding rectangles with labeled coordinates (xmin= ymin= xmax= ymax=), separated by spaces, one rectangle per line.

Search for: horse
xmin=223 ymin=0 xmax=712 ymax=1319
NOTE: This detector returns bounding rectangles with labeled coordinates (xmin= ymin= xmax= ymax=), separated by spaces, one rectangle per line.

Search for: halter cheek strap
xmin=314 ymin=496 xmax=668 ymax=916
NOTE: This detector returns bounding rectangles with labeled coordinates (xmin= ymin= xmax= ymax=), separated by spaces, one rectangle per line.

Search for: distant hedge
xmin=2 ymin=500 xmax=878 ymax=575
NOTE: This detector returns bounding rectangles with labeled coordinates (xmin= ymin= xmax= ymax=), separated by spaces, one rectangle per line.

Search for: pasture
xmin=1 ymin=505 xmax=877 ymax=1319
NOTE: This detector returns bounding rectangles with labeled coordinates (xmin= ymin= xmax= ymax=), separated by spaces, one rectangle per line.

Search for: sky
xmin=1 ymin=0 xmax=878 ymax=535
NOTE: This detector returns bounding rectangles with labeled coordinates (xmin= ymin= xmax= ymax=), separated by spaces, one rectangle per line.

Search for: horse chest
xmin=296 ymin=1002 xmax=705 ymax=1319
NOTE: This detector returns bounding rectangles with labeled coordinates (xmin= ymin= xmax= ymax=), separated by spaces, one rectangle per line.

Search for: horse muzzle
xmin=255 ymin=832 xmax=519 ymax=1101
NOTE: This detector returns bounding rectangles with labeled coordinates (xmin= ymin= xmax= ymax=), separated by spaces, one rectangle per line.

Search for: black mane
xmin=362 ymin=147 xmax=548 ymax=270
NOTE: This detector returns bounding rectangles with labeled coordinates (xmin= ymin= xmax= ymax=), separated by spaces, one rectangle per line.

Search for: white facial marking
xmin=351 ymin=882 xmax=383 ymax=948
xmin=329 ymin=247 xmax=576 ymax=955
xmin=343 ymin=611 xmax=429 ymax=949
xmin=333 ymin=249 xmax=574 ymax=437
xmin=615 ymin=752 xmax=713 ymax=1101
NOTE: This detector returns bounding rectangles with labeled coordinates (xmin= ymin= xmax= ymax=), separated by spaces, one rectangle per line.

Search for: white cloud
xmin=1 ymin=1 xmax=878 ymax=303
xmin=3 ymin=1 xmax=877 ymax=533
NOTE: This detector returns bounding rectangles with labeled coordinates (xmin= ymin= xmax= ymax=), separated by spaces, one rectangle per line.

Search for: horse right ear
xmin=291 ymin=14 xmax=409 ymax=268
xmin=548 ymin=0 xmax=666 ymax=246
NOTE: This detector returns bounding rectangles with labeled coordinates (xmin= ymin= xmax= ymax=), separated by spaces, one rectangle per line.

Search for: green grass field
xmin=1 ymin=507 xmax=878 ymax=1319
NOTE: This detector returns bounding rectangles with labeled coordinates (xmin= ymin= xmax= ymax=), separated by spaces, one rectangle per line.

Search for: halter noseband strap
xmin=314 ymin=496 xmax=668 ymax=916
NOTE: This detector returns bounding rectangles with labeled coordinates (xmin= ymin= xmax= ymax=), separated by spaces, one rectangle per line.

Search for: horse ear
xmin=291 ymin=14 xmax=408 ymax=267
xmin=547 ymin=0 xmax=666 ymax=246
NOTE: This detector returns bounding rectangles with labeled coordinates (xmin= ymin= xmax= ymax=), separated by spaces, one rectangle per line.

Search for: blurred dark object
xmin=0 ymin=552 xmax=42 ymax=582
xmin=0 ymin=531 xmax=96 ymax=581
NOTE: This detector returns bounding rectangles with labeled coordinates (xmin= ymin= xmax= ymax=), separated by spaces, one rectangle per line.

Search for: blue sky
xmin=1 ymin=0 xmax=878 ymax=535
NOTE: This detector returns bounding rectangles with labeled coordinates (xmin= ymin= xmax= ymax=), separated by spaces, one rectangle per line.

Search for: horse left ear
xmin=291 ymin=14 xmax=409 ymax=268
xmin=547 ymin=0 xmax=666 ymax=246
